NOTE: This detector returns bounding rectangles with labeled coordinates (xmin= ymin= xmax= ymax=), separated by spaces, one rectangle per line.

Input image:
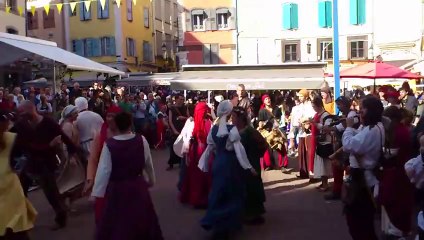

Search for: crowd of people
xmin=0 ymin=80 xmax=424 ymax=240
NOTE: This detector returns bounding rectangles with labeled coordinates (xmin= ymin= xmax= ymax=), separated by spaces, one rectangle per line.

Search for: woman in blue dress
xmin=198 ymin=100 xmax=257 ymax=240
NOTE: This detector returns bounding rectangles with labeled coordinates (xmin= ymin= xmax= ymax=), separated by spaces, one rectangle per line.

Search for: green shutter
xmin=282 ymin=3 xmax=291 ymax=30
xmin=318 ymin=1 xmax=326 ymax=28
xmin=75 ymin=40 xmax=84 ymax=56
xmin=290 ymin=3 xmax=298 ymax=29
xmin=357 ymin=0 xmax=366 ymax=24
xmin=109 ymin=37 xmax=116 ymax=56
xmin=325 ymin=1 xmax=332 ymax=28
xmin=350 ymin=0 xmax=358 ymax=25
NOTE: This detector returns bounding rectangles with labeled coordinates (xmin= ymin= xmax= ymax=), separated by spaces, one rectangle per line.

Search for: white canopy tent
xmin=0 ymin=33 xmax=126 ymax=90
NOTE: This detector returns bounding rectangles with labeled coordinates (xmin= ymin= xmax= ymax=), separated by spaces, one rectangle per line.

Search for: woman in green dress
xmin=232 ymin=106 xmax=268 ymax=224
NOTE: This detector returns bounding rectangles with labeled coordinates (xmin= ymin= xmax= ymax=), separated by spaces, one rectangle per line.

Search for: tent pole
xmin=207 ymin=90 xmax=211 ymax=104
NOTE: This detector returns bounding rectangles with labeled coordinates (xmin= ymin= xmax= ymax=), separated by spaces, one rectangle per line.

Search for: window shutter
xmin=85 ymin=38 xmax=93 ymax=57
xmin=325 ymin=1 xmax=332 ymax=28
xmin=203 ymin=44 xmax=211 ymax=64
xmin=86 ymin=4 xmax=91 ymax=19
xmin=93 ymin=38 xmax=101 ymax=56
xmin=79 ymin=3 xmax=84 ymax=20
xmin=126 ymin=38 xmax=130 ymax=56
xmin=97 ymin=0 xmax=102 ymax=19
xmin=109 ymin=37 xmax=116 ymax=55
xmin=290 ymin=3 xmax=298 ymax=29
xmin=357 ymin=0 xmax=365 ymax=24
xmin=350 ymin=0 xmax=359 ymax=25
xmin=282 ymin=3 xmax=291 ymax=30
xmin=318 ymin=1 xmax=326 ymax=28
xmin=205 ymin=9 xmax=212 ymax=31
xmin=185 ymin=11 xmax=192 ymax=31
xmin=210 ymin=8 xmax=217 ymax=31
xmin=75 ymin=40 xmax=84 ymax=56
xmin=228 ymin=8 xmax=236 ymax=30
xmin=105 ymin=0 xmax=110 ymax=18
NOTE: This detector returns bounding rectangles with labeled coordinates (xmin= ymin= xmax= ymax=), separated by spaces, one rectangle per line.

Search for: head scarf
xmin=260 ymin=94 xmax=270 ymax=109
xmin=216 ymin=100 xmax=233 ymax=137
xmin=59 ymin=105 xmax=78 ymax=125
xmin=297 ymin=89 xmax=309 ymax=98
xmin=75 ymin=97 xmax=88 ymax=111
xmin=192 ymin=102 xmax=210 ymax=144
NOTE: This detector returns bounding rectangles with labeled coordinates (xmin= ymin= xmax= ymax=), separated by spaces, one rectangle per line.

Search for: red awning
xmin=340 ymin=61 xmax=422 ymax=79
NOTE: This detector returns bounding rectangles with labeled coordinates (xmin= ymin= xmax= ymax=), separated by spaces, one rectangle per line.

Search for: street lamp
xmin=307 ymin=42 xmax=311 ymax=54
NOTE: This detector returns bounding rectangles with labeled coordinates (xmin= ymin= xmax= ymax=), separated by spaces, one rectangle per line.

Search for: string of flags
xmin=1 ymin=0 xmax=134 ymax=16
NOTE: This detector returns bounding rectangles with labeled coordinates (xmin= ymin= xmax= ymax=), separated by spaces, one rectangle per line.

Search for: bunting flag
xmin=132 ymin=0 xmax=136 ymax=5
xmin=100 ymin=0 xmax=106 ymax=10
xmin=115 ymin=0 xmax=121 ymax=8
xmin=56 ymin=3 xmax=63 ymax=14
xmin=84 ymin=0 xmax=91 ymax=10
xmin=70 ymin=2 xmax=77 ymax=14
xmin=17 ymin=6 xmax=23 ymax=16
xmin=44 ymin=4 xmax=50 ymax=15
xmin=5 ymin=6 xmax=11 ymax=13
xmin=31 ymin=6 xmax=36 ymax=15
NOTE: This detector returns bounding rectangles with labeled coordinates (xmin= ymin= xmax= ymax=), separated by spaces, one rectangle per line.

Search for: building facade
xmin=68 ymin=0 xmax=156 ymax=72
xmin=0 ymin=0 xmax=25 ymax=35
xmin=237 ymin=0 xmax=423 ymax=68
xmin=153 ymin=0 xmax=179 ymax=71
xmin=26 ymin=0 xmax=67 ymax=49
xmin=177 ymin=0 xmax=237 ymax=66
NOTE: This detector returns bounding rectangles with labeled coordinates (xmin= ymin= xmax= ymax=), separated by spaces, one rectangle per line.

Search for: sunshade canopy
xmin=340 ymin=61 xmax=422 ymax=79
xmin=0 ymin=33 xmax=125 ymax=76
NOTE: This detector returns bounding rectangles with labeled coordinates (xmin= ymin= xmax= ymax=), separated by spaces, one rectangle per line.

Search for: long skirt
xmin=313 ymin=154 xmax=331 ymax=179
xmin=244 ymin=170 xmax=265 ymax=220
xmin=96 ymin=177 xmax=163 ymax=240
xmin=297 ymin=136 xmax=310 ymax=178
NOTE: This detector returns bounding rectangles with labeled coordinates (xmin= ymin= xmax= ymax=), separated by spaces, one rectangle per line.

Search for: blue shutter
xmin=104 ymin=0 xmax=109 ymax=18
xmin=92 ymin=38 xmax=101 ymax=56
xmin=85 ymin=38 xmax=93 ymax=57
xmin=97 ymin=0 xmax=102 ymax=18
xmin=109 ymin=37 xmax=116 ymax=56
xmin=79 ymin=3 xmax=84 ymax=20
xmin=318 ymin=1 xmax=326 ymax=28
xmin=290 ymin=3 xmax=298 ymax=29
xmin=350 ymin=0 xmax=359 ymax=25
xmin=325 ymin=1 xmax=332 ymax=28
xmin=282 ymin=3 xmax=291 ymax=30
xmin=75 ymin=40 xmax=84 ymax=56
xmin=357 ymin=0 xmax=365 ymax=24
xmin=86 ymin=4 xmax=91 ymax=20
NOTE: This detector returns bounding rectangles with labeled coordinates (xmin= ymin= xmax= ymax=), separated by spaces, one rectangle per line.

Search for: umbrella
xmin=340 ymin=61 xmax=422 ymax=79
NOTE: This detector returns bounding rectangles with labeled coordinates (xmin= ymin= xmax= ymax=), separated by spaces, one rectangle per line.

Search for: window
xmin=126 ymin=0 xmax=133 ymax=21
xmin=282 ymin=3 xmax=298 ymax=30
xmin=6 ymin=27 xmax=18 ymax=34
xmin=101 ymin=37 xmax=116 ymax=56
xmin=43 ymin=9 xmax=55 ymax=29
xmin=350 ymin=0 xmax=366 ymax=25
xmin=350 ymin=41 xmax=366 ymax=59
xmin=84 ymin=38 xmax=93 ymax=57
xmin=126 ymin=38 xmax=136 ymax=57
xmin=143 ymin=41 xmax=153 ymax=62
xmin=319 ymin=40 xmax=333 ymax=60
xmin=5 ymin=0 xmax=17 ymax=11
xmin=216 ymin=8 xmax=229 ymax=29
xmin=97 ymin=0 xmax=109 ymax=19
xmin=192 ymin=10 xmax=205 ymax=31
xmin=72 ymin=39 xmax=84 ymax=56
xmin=318 ymin=1 xmax=332 ymax=28
xmin=283 ymin=43 xmax=299 ymax=62
xmin=79 ymin=2 xmax=91 ymax=21
xmin=144 ymin=7 xmax=149 ymax=28
xmin=203 ymin=44 xmax=219 ymax=64
xmin=27 ymin=11 xmax=38 ymax=30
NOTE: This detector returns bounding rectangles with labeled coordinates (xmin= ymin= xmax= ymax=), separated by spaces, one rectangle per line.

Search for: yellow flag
xmin=56 ymin=3 xmax=63 ymax=14
xmin=5 ymin=7 xmax=11 ymax=13
xmin=100 ymin=0 xmax=106 ymax=10
xmin=115 ymin=0 xmax=121 ymax=8
xmin=17 ymin=6 xmax=23 ymax=16
xmin=30 ymin=6 xmax=36 ymax=15
xmin=84 ymin=0 xmax=91 ymax=10
xmin=44 ymin=4 xmax=50 ymax=15
xmin=69 ymin=2 xmax=77 ymax=14
xmin=132 ymin=0 xmax=136 ymax=5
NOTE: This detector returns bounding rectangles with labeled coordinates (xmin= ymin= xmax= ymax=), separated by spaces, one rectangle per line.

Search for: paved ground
xmin=29 ymin=149 xmax=351 ymax=240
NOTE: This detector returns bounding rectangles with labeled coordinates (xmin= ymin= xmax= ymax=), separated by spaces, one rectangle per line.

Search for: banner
xmin=70 ymin=2 xmax=77 ymax=14
xmin=84 ymin=0 xmax=91 ymax=11
xmin=31 ymin=6 xmax=36 ymax=15
xmin=100 ymin=0 xmax=106 ymax=10
xmin=56 ymin=3 xmax=63 ymax=14
xmin=132 ymin=0 xmax=136 ymax=5
xmin=116 ymin=0 xmax=121 ymax=8
xmin=17 ymin=6 xmax=23 ymax=16
xmin=44 ymin=4 xmax=50 ymax=15
xmin=5 ymin=6 xmax=11 ymax=13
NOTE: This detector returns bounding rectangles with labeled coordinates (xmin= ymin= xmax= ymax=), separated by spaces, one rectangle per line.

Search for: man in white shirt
xmin=75 ymin=97 xmax=104 ymax=164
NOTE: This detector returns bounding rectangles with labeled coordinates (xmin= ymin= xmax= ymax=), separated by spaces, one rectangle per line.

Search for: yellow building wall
xmin=120 ymin=0 xmax=154 ymax=65
xmin=69 ymin=0 xmax=116 ymax=63
xmin=0 ymin=0 xmax=26 ymax=35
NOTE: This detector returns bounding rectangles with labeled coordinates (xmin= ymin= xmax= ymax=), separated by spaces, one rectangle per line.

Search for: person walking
xmin=92 ymin=112 xmax=163 ymax=240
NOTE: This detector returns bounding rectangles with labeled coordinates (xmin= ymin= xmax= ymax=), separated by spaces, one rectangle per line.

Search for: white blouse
xmin=91 ymin=134 xmax=156 ymax=198
xmin=405 ymin=154 xmax=424 ymax=190
xmin=198 ymin=125 xmax=252 ymax=172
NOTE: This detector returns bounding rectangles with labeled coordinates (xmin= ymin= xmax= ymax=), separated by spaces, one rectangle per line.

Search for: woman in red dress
xmin=180 ymin=101 xmax=212 ymax=208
